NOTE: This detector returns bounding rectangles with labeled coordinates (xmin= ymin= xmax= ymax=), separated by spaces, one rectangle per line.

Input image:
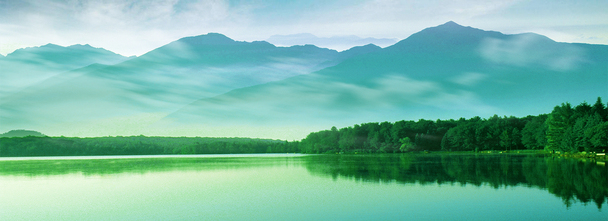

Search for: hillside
xmin=159 ymin=22 xmax=608 ymax=139
xmin=0 ymin=130 xmax=46 ymax=138
xmin=0 ymin=34 xmax=379 ymax=137
xmin=0 ymin=44 xmax=132 ymax=98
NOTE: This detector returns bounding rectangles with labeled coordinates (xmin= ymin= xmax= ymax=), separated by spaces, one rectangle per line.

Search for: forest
xmin=0 ymin=97 xmax=606 ymax=156
xmin=298 ymin=97 xmax=607 ymax=153
xmin=0 ymin=136 xmax=300 ymax=157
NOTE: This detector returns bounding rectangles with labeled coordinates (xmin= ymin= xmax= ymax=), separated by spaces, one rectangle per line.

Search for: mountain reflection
xmin=303 ymin=154 xmax=608 ymax=209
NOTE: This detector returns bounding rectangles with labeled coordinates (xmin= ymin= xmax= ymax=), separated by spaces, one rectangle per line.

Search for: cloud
xmin=164 ymin=73 xmax=500 ymax=131
xmin=40 ymin=112 xmax=170 ymax=137
xmin=1 ymin=0 xmax=607 ymax=56
xmin=451 ymin=72 xmax=487 ymax=86
xmin=479 ymin=34 xmax=586 ymax=71
xmin=318 ymin=0 xmax=520 ymax=27
xmin=328 ymin=74 xmax=499 ymax=114
xmin=0 ymin=0 xmax=253 ymax=56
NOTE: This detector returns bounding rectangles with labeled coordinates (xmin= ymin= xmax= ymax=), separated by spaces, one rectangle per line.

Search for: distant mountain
xmin=0 ymin=129 xmax=46 ymax=138
xmin=267 ymin=33 xmax=397 ymax=51
xmin=316 ymin=44 xmax=382 ymax=68
xmin=0 ymin=44 xmax=132 ymax=98
xmin=5 ymin=43 xmax=131 ymax=68
xmin=0 ymin=34 xmax=380 ymax=137
xmin=160 ymin=21 xmax=608 ymax=140
xmin=3 ymin=23 xmax=606 ymax=140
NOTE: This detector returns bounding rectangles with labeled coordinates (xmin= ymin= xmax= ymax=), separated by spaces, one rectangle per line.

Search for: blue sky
xmin=0 ymin=0 xmax=606 ymax=56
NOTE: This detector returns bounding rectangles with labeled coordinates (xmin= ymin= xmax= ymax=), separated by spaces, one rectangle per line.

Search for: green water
xmin=1 ymin=154 xmax=606 ymax=220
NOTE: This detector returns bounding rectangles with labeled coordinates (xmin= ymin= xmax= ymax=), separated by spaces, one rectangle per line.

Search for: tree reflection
xmin=0 ymin=156 xmax=299 ymax=176
xmin=304 ymin=154 xmax=608 ymax=209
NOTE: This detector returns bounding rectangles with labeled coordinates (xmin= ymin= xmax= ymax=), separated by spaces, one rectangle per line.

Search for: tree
xmin=499 ymin=130 xmax=511 ymax=151
xmin=511 ymin=128 xmax=522 ymax=150
xmin=522 ymin=115 xmax=548 ymax=149
xmin=591 ymin=97 xmax=607 ymax=121
xmin=585 ymin=122 xmax=608 ymax=153
xmin=399 ymin=137 xmax=416 ymax=152
xmin=546 ymin=103 xmax=574 ymax=151
xmin=441 ymin=134 xmax=450 ymax=151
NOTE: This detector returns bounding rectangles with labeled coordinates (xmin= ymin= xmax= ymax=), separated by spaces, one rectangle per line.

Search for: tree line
xmin=300 ymin=97 xmax=607 ymax=153
xmin=0 ymin=136 xmax=300 ymax=157
xmin=1 ymin=97 xmax=606 ymax=156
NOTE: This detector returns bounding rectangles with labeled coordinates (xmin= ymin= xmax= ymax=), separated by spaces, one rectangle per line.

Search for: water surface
xmin=1 ymin=154 xmax=606 ymax=220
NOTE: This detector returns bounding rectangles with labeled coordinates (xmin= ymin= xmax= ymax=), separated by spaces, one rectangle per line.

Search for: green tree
xmin=591 ymin=97 xmax=607 ymax=121
xmin=511 ymin=128 xmax=522 ymax=150
xmin=522 ymin=115 xmax=548 ymax=149
xmin=399 ymin=137 xmax=415 ymax=152
xmin=546 ymin=103 xmax=574 ymax=152
xmin=585 ymin=121 xmax=608 ymax=153
xmin=499 ymin=130 xmax=511 ymax=151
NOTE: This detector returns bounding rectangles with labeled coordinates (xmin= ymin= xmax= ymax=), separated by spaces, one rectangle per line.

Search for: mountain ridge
xmin=5 ymin=43 xmax=132 ymax=62
xmin=0 ymin=43 xmax=133 ymax=99
xmin=1 ymin=22 xmax=606 ymax=140
xmin=267 ymin=33 xmax=398 ymax=51
xmin=158 ymin=21 xmax=608 ymax=139
xmin=0 ymin=32 xmax=385 ymax=138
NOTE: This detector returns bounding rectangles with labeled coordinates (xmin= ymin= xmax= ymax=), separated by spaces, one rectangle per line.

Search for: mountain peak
xmin=343 ymin=44 xmax=381 ymax=53
xmin=178 ymin=33 xmax=236 ymax=45
xmin=386 ymin=21 xmax=504 ymax=51
xmin=428 ymin=21 xmax=475 ymax=33
xmin=41 ymin=43 xmax=61 ymax=48
xmin=441 ymin=21 xmax=461 ymax=27
xmin=67 ymin=44 xmax=94 ymax=49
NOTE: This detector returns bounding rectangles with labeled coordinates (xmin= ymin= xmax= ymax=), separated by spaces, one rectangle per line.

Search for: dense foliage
xmin=0 ymin=136 xmax=300 ymax=157
xmin=1 ymin=98 xmax=606 ymax=156
xmin=300 ymin=97 xmax=607 ymax=153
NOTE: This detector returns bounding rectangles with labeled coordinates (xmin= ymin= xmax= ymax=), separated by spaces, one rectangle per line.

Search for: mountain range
xmin=0 ymin=33 xmax=379 ymax=137
xmin=0 ymin=44 xmax=132 ymax=98
xmin=1 ymin=21 xmax=606 ymax=140
xmin=266 ymin=33 xmax=397 ymax=51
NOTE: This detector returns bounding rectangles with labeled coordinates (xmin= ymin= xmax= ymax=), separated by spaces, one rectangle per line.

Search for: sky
xmin=0 ymin=0 xmax=607 ymax=56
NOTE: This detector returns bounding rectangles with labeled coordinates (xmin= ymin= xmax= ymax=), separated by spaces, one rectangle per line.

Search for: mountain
xmin=0 ymin=44 xmax=132 ymax=98
xmin=267 ymin=33 xmax=398 ymax=51
xmin=0 ymin=33 xmax=380 ymax=137
xmin=5 ymin=43 xmax=131 ymax=68
xmin=315 ymin=44 xmax=382 ymax=68
xmin=0 ymin=129 xmax=46 ymax=138
xmin=159 ymin=21 xmax=608 ymax=140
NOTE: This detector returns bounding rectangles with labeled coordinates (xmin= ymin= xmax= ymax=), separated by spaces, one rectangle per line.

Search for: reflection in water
xmin=1 ymin=153 xmax=606 ymax=210
xmin=0 ymin=154 xmax=302 ymax=176
xmin=303 ymin=154 xmax=608 ymax=209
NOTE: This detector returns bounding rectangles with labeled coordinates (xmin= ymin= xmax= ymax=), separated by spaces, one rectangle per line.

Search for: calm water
xmin=1 ymin=153 xmax=606 ymax=220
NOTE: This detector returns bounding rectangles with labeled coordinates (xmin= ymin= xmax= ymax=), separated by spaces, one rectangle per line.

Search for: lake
xmin=1 ymin=153 xmax=606 ymax=220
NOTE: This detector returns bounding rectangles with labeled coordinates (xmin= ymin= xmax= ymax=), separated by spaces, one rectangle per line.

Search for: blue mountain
xmin=267 ymin=33 xmax=397 ymax=51
xmin=160 ymin=22 xmax=608 ymax=139
xmin=5 ymin=43 xmax=131 ymax=68
xmin=0 ymin=34 xmax=377 ymax=137
xmin=3 ymin=22 xmax=606 ymax=139
xmin=0 ymin=44 xmax=131 ymax=98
